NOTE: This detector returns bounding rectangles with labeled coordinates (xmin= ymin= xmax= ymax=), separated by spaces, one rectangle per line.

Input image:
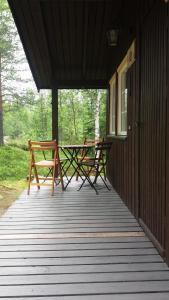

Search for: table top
xmin=60 ymin=144 xmax=93 ymax=149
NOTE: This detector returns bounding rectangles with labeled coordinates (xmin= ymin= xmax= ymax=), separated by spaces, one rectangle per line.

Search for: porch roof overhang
xmin=8 ymin=0 xmax=138 ymax=90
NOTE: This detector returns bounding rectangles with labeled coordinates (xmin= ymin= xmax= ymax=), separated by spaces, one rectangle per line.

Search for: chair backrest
xmin=28 ymin=140 xmax=59 ymax=162
xmin=95 ymin=141 xmax=112 ymax=163
xmin=84 ymin=137 xmax=104 ymax=146
xmin=28 ymin=140 xmax=57 ymax=150
xmin=80 ymin=137 xmax=104 ymax=157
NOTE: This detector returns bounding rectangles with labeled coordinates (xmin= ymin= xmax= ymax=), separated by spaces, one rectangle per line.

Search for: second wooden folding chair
xmin=77 ymin=141 xmax=112 ymax=194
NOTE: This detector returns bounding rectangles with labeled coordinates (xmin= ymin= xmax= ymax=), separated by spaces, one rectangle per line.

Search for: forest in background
xmin=0 ymin=0 xmax=106 ymax=148
xmin=0 ymin=0 xmax=106 ymax=212
xmin=4 ymin=88 xmax=106 ymax=147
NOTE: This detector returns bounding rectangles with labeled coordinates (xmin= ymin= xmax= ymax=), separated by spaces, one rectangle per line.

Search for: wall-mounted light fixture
xmin=107 ymin=29 xmax=119 ymax=46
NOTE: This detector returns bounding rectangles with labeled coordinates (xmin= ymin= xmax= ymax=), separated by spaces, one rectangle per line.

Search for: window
xmin=108 ymin=40 xmax=135 ymax=137
xmin=117 ymin=57 xmax=128 ymax=135
xmin=109 ymin=73 xmax=116 ymax=135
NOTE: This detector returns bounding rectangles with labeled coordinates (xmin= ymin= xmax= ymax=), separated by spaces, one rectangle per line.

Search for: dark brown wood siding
xmin=107 ymin=0 xmax=168 ymax=261
xmin=139 ymin=1 xmax=167 ymax=254
xmin=107 ymin=62 xmax=138 ymax=218
xmin=165 ymin=1 xmax=169 ymax=265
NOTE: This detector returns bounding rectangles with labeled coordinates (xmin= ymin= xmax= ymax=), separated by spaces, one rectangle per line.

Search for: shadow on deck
xmin=0 ymin=179 xmax=169 ymax=299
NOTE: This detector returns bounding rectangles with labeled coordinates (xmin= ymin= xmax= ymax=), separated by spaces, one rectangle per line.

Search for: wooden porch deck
xmin=0 ymin=180 xmax=169 ymax=299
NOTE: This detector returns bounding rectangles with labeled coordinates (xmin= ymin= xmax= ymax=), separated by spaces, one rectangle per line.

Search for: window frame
xmin=108 ymin=39 xmax=135 ymax=139
xmin=117 ymin=55 xmax=128 ymax=136
xmin=109 ymin=73 xmax=117 ymax=135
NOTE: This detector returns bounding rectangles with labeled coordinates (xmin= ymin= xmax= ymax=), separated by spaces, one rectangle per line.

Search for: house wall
xmin=107 ymin=0 xmax=169 ymax=262
xmin=139 ymin=2 xmax=167 ymax=256
xmin=107 ymin=62 xmax=139 ymax=217
xmin=165 ymin=0 xmax=169 ymax=265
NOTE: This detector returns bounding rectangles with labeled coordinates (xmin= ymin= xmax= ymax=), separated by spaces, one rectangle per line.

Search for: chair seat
xmin=34 ymin=160 xmax=58 ymax=167
xmin=77 ymin=156 xmax=92 ymax=161
xmin=60 ymin=158 xmax=68 ymax=161
xmin=80 ymin=159 xmax=103 ymax=167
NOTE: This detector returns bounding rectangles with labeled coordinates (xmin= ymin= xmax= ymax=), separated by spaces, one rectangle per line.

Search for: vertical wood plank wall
xmin=165 ymin=1 xmax=169 ymax=265
xmin=139 ymin=2 xmax=167 ymax=254
xmin=107 ymin=63 xmax=138 ymax=218
xmin=107 ymin=1 xmax=168 ymax=261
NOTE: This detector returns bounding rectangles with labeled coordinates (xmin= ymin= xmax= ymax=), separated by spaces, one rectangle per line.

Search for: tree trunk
xmin=95 ymin=89 xmax=101 ymax=140
xmin=70 ymin=97 xmax=77 ymax=140
xmin=0 ymin=53 xmax=4 ymax=146
xmin=52 ymin=89 xmax=58 ymax=141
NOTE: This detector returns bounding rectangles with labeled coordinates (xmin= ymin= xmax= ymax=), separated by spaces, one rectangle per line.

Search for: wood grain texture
xmin=0 ymin=179 xmax=169 ymax=298
xmin=107 ymin=0 xmax=169 ymax=264
xmin=8 ymin=0 xmax=138 ymax=88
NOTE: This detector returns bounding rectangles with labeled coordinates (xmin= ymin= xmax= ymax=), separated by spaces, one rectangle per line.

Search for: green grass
xmin=0 ymin=145 xmax=73 ymax=213
xmin=0 ymin=146 xmax=29 ymax=181
xmin=0 ymin=145 xmax=72 ymax=182
xmin=0 ymin=146 xmax=29 ymax=212
xmin=0 ymin=145 xmax=76 ymax=190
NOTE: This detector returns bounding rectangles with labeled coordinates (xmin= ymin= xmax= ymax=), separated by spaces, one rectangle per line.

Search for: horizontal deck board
xmin=0 ymin=218 xmax=137 ymax=224
xmin=0 ymin=248 xmax=158 ymax=258
xmin=0 ymin=232 xmax=145 ymax=239
xmin=1 ymin=294 xmax=169 ymax=300
xmin=0 ymin=255 xmax=162 ymax=267
xmin=1 ymin=281 xmax=169 ymax=297
xmin=0 ymin=222 xmax=139 ymax=228
xmin=8 ymin=204 xmax=127 ymax=209
xmin=10 ymin=205 xmax=125 ymax=209
xmin=0 ymin=236 xmax=149 ymax=245
xmin=1 ymin=271 xmax=169 ymax=285
xmin=0 ymin=262 xmax=168 ymax=276
xmin=0 ymin=242 xmax=154 ymax=251
xmin=1 ymin=214 xmax=133 ymax=222
xmin=0 ymin=227 xmax=142 ymax=234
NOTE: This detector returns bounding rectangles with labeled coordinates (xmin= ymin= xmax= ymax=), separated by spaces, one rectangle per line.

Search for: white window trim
xmin=108 ymin=40 xmax=135 ymax=137
xmin=117 ymin=55 xmax=128 ymax=136
xmin=109 ymin=73 xmax=116 ymax=135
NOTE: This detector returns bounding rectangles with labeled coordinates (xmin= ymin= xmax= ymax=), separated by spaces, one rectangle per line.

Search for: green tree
xmin=58 ymin=89 xmax=106 ymax=145
xmin=0 ymin=0 xmax=16 ymax=145
xmin=0 ymin=0 xmax=28 ymax=145
xmin=0 ymin=0 xmax=18 ymax=144
xmin=3 ymin=89 xmax=52 ymax=144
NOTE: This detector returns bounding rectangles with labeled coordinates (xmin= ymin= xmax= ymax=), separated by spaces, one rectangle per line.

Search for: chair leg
xmin=58 ymin=164 xmax=64 ymax=191
xmin=61 ymin=161 xmax=69 ymax=181
xmin=97 ymin=167 xmax=111 ymax=191
xmin=27 ymin=164 xmax=32 ymax=195
xmin=76 ymin=166 xmax=80 ymax=181
xmin=103 ymin=164 xmax=106 ymax=180
xmin=78 ymin=165 xmax=98 ymax=195
xmin=52 ymin=166 xmax=55 ymax=196
xmin=34 ymin=166 xmax=40 ymax=190
xmin=93 ymin=164 xmax=100 ymax=184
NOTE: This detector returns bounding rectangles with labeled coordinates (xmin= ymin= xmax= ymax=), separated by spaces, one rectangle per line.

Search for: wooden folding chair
xmin=77 ymin=141 xmax=112 ymax=194
xmin=27 ymin=140 xmax=64 ymax=195
xmin=76 ymin=137 xmax=105 ymax=181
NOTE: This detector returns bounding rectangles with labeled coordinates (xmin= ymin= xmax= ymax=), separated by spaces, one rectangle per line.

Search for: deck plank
xmin=1 ymin=281 xmax=169 ymax=297
xmin=1 ymin=262 xmax=168 ymax=276
xmin=1 ymin=271 xmax=169 ymax=285
xmin=0 ymin=179 xmax=169 ymax=299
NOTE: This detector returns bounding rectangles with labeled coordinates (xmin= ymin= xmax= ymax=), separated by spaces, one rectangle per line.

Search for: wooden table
xmin=60 ymin=144 xmax=93 ymax=190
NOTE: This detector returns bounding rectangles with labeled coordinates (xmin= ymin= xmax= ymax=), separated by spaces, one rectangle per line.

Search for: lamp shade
xmin=107 ymin=29 xmax=119 ymax=46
